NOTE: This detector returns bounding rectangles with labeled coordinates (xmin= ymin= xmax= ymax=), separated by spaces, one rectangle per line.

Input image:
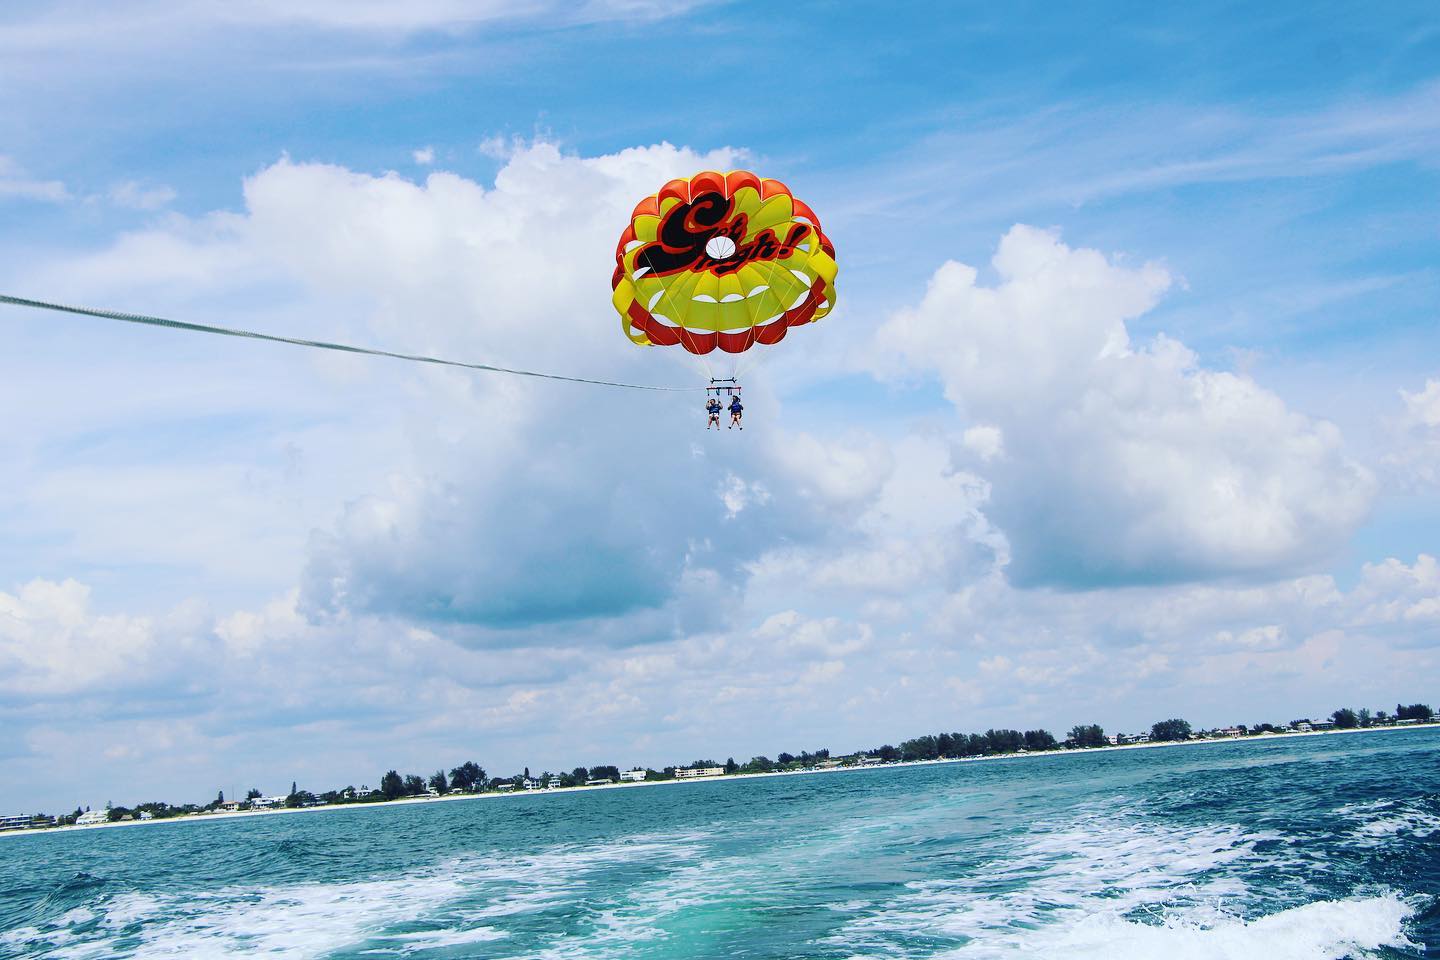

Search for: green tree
xmin=403 ymin=774 xmax=426 ymax=795
xmin=380 ymin=770 xmax=405 ymax=800
xmin=589 ymin=766 xmax=621 ymax=782
xmin=1024 ymin=729 xmax=1058 ymax=751
xmin=1357 ymin=708 xmax=1372 ymax=727
xmin=1069 ymin=725 xmax=1107 ymax=748
xmin=449 ymin=761 xmax=486 ymax=793
xmin=1331 ymin=708 xmax=1359 ymax=729
xmin=246 ymin=788 xmax=262 ymax=800
xmin=1150 ymin=719 xmax=1192 ymax=742
xmin=985 ymin=729 xmax=1024 ymax=754
xmin=724 ymin=757 xmax=739 ymax=774
xmin=1397 ymin=703 xmax=1434 ymax=721
xmin=428 ymin=770 xmax=449 ymax=795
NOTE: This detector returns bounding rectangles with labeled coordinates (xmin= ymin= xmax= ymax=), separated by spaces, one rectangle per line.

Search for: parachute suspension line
xmin=637 ymin=243 xmax=715 ymax=383
xmin=733 ymin=337 xmax=778 ymax=381
xmin=0 ymin=294 xmax=706 ymax=393
xmin=638 ymin=245 xmax=706 ymax=363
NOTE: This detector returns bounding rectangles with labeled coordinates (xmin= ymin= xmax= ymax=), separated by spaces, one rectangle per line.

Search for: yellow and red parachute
xmin=611 ymin=170 xmax=837 ymax=356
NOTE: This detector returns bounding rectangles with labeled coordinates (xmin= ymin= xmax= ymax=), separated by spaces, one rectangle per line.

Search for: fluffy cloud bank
xmin=880 ymin=225 xmax=1375 ymax=587
xmin=1385 ymin=378 xmax=1440 ymax=491
xmin=2 ymin=143 xmax=1431 ymax=813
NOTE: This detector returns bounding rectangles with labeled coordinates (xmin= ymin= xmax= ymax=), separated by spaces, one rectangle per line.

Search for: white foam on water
xmin=382 ymin=925 xmax=508 ymax=951
xmin=941 ymin=894 xmax=1419 ymax=960
xmin=826 ymin=809 xmax=1380 ymax=959
xmin=3 ymin=832 xmax=710 ymax=959
xmin=1336 ymin=797 xmax=1440 ymax=847
xmin=526 ymin=847 xmax=768 ymax=958
xmin=851 ymin=820 xmax=1262 ymax=941
xmin=102 ymin=874 xmax=469 ymax=959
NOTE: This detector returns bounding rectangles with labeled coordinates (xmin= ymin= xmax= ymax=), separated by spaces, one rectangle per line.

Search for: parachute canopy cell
xmin=611 ymin=170 xmax=837 ymax=356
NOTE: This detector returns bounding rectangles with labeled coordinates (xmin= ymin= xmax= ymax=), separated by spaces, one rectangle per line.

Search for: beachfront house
xmin=0 ymin=814 xmax=44 ymax=831
xmin=76 ymin=809 xmax=108 ymax=825
xmin=674 ymin=766 xmax=726 ymax=779
xmin=619 ymin=769 xmax=646 ymax=782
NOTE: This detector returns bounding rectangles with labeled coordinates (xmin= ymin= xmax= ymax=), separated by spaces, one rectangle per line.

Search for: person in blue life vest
xmin=728 ymin=393 xmax=743 ymax=430
xmin=706 ymin=396 xmax=722 ymax=430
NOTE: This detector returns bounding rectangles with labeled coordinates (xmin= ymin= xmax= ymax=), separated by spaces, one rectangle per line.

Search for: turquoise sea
xmin=2 ymin=728 xmax=1438 ymax=959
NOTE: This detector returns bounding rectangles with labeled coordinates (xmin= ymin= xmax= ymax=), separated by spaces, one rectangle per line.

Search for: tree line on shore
xmin=11 ymin=701 xmax=1433 ymax=830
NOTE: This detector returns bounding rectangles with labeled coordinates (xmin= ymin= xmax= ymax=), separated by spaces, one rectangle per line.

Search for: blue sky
xmin=1 ymin=1 xmax=1438 ymax=812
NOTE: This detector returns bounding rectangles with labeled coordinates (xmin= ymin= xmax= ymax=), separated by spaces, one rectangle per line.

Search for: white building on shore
xmin=674 ymin=766 xmax=725 ymax=779
xmin=620 ymin=769 xmax=646 ymax=782
xmin=76 ymin=809 xmax=108 ymax=825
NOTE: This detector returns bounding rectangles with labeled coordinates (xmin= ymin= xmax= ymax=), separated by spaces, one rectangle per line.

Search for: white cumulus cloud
xmin=879 ymin=225 xmax=1374 ymax=588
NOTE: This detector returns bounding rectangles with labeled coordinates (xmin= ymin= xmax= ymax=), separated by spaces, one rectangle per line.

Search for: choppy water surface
xmin=2 ymin=728 xmax=1438 ymax=959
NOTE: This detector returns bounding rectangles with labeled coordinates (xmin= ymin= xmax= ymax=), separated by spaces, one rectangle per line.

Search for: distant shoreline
xmin=5 ymin=722 xmax=1437 ymax=842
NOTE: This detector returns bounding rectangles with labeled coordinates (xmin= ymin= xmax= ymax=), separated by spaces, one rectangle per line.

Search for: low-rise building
xmin=0 ymin=814 xmax=39 ymax=832
xmin=674 ymin=766 xmax=725 ymax=779
xmin=76 ymin=809 xmax=108 ymax=826
xmin=619 ymin=769 xmax=646 ymax=782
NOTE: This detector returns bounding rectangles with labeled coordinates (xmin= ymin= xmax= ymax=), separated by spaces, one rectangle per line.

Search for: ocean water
xmin=2 ymin=728 xmax=1438 ymax=959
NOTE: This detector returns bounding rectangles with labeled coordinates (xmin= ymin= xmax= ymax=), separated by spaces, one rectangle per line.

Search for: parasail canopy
xmin=611 ymin=170 xmax=837 ymax=356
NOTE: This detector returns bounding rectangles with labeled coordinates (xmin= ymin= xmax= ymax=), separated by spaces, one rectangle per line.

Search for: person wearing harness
xmin=706 ymin=396 xmax=722 ymax=430
xmin=729 ymin=394 xmax=744 ymax=430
